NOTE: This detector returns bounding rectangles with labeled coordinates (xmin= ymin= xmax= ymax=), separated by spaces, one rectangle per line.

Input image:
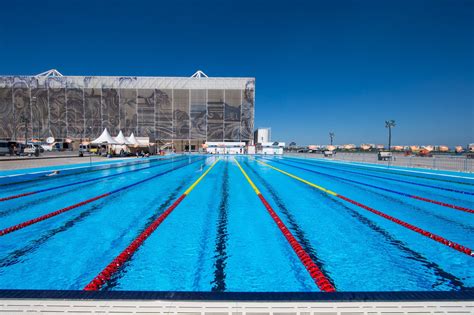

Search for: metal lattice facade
xmin=0 ymin=75 xmax=255 ymax=146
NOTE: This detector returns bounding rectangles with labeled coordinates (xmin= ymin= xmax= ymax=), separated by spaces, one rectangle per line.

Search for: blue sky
xmin=0 ymin=0 xmax=472 ymax=146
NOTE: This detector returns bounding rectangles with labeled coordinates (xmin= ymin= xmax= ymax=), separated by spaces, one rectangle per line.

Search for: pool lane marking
xmin=0 ymin=155 xmax=174 ymax=183
xmin=255 ymin=159 xmax=474 ymax=257
xmin=0 ymin=156 xmax=190 ymax=202
xmin=284 ymin=157 xmax=473 ymax=196
xmin=233 ymin=158 xmax=336 ymax=292
xmin=289 ymin=156 xmax=474 ymax=182
xmin=83 ymin=158 xmax=220 ymax=291
xmin=248 ymin=159 xmax=465 ymax=290
xmin=243 ymin=160 xmax=337 ymax=289
xmin=211 ymin=161 xmax=230 ymax=292
xmin=0 ymin=157 xmax=206 ymax=237
xmin=260 ymin=158 xmax=473 ymax=214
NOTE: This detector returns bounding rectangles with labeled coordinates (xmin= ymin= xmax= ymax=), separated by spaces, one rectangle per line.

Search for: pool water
xmin=0 ymin=155 xmax=473 ymax=292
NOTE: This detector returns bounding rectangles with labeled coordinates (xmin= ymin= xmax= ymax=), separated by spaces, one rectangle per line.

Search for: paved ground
xmin=0 ymin=151 xmax=132 ymax=171
xmin=285 ymin=152 xmax=474 ymax=173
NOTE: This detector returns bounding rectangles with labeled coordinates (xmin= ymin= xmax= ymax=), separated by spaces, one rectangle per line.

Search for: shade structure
xmin=126 ymin=133 xmax=140 ymax=146
xmin=114 ymin=130 xmax=132 ymax=145
xmin=91 ymin=128 xmax=119 ymax=144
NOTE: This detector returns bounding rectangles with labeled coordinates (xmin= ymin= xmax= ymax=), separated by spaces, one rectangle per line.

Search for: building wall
xmin=0 ymin=76 xmax=255 ymax=149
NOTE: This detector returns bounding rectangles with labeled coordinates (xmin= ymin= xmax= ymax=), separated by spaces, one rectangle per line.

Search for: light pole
xmin=20 ymin=112 xmax=29 ymax=146
xmin=88 ymin=126 xmax=93 ymax=166
xmin=385 ymin=120 xmax=396 ymax=151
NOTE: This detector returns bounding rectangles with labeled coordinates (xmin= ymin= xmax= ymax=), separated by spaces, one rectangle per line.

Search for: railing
xmin=285 ymin=152 xmax=474 ymax=173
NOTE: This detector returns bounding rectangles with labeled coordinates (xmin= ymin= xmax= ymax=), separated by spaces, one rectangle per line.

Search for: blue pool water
xmin=0 ymin=155 xmax=473 ymax=292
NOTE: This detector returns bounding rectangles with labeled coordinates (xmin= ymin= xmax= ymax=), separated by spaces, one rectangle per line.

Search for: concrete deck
xmin=1 ymin=298 xmax=472 ymax=314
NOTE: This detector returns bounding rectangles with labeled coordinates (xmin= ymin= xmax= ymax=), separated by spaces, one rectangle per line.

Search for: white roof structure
xmin=35 ymin=69 xmax=64 ymax=77
xmin=126 ymin=133 xmax=140 ymax=146
xmin=91 ymin=128 xmax=119 ymax=144
xmin=0 ymin=70 xmax=254 ymax=90
xmin=114 ymin=130 xmax=131 ymax=145
xmin=190 ymin=70 xmax=208 ymax=78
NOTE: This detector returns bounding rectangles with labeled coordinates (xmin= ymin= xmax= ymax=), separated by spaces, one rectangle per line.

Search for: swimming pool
xmin=0 ymin=155 xmax=473 ymax=292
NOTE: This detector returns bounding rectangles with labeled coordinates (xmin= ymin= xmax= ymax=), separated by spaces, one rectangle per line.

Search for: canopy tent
xmin=126 ymin=133 xmax=141 ymax=146
xmin=114 ymin=130 xmax=132 ymax=145
xmin=91 ymin=128 xmax=119 ymax=144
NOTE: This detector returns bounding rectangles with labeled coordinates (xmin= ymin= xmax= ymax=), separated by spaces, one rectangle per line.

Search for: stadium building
xmin=0 ymin=70 xmax=255 ymax=151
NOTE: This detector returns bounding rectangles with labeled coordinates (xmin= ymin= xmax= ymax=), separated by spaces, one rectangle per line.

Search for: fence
xmin=285 ymin=152 xmax=474 ymax=173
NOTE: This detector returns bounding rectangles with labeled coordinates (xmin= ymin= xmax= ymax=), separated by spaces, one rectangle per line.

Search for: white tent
xmin=114 ymin=130 xmax=132 ymax=145
xmin=91 ymin=128 xmax=119 ymax=144
xmin=126 ymin=133 xmax=140 ymax=146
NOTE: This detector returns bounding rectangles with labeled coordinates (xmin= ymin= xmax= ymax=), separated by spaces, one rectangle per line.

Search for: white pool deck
xmin=1 ymin=299 xmax=473 ymax=314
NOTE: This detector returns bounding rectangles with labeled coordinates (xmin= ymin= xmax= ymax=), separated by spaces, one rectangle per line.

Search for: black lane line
xmin=0 ymin=184 xmax=88 ymax=219
xmin=283 ymin=156 xmax=474 ymax=187
xmin=102 ymin=177 xmax=191 ymax=290
xmin=263 ymin=159 xmax=474 ymax=233
xmin=0 ymin=156 xmax=175 ymax=188
xmin=243 ymin=161 xmax=336 ymax=289
xmin=0 ymin=193 xmax=121 ymax=270
xmin=0 ymin=157 xmax=190 ymax=219
xmin=211 ymin=161 xmax=229 ymax=292
xmin=191 ymin=163 xmax=219 ymax=290
xmin=262 ymin=160 xmax=465 ymax=290
xmin=280 ymin=158 xmax=474 ymax=202
xmin=327 ymin=196 xmax=466 ymax=291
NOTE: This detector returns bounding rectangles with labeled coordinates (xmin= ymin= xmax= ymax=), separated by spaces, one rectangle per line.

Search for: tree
xmin=385 ymin=120 xmax=396 ymax=151
xmin=329 ymin=132 xmax=335 ymax=145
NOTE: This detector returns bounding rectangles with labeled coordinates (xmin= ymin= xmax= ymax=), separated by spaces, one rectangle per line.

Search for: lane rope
xmin=0 ymin=156 xmax=190 ymax=202
xmin=83 ymin=158 xmax=220 ymax=291
xmin=284 ymin=157 xmax=474 ymax=196
xmin=0 ymin=157 xmax=206 ymax=236
xmin=255 ymin=159 xmax=474 ymax=257
xmin=260 ymin=157 xmax=473 ymax=214
xmin=234 ymin=158 xmax=336 ymax=292
xmin=287 ymin=156 xmax=474 ymax=186
xmin=0 ymin=155 xmax=180 ymax=187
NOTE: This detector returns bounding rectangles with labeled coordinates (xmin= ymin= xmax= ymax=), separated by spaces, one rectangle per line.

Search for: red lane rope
xmin=410 ymin=195 xmax=474 ymax=214
xmin=0 ymin=192 xmax=35 ymax=202
xmin=261 ymin=157 xmax=473 ymax=214
xmin=83 ymin=158 xmax=220 ymax=291
xmin=0 ymin=156 xmax=188 ymax=202
xmin=0 ymin=158 xmax=204 ymax=237
xmin=83 ymin=194 xmax=185 ymax=291
xmin=256 ymin=159 xmax=474 ymax=258
xmin=234 ymin=158 xmax=335 ymax=292
xmin=257 ymin=194 xmax=336 ymax=292
xmin=0 ymin=193 xmax=110 ymax=236
xmin=337 ymin=195 xmax=474 ymax=257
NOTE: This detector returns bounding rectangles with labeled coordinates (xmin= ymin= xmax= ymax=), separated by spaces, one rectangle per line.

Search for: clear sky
xmin=0 ymin=0 xmax=472 ymax=146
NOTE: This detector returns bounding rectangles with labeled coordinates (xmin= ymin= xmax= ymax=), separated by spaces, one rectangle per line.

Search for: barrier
xmin=260 ymin=158 xmax=473 ymax=214
xmin=0 ymin=156 xmax=189 ymax=202
xmin=283 ymin=157 xmax=473 ymax=196
xmin=255 ymin=159 xmax=473 ymax=258
xmin=0 ymin=157 xmax=205 ymax=236
xmin=83 ymin=158 xmax=220 ymax=291
xmin=234 ymin=158 xmax=336 ymax=292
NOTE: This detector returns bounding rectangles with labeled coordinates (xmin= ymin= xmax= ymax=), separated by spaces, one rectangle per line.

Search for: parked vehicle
xmin=79 ymin=144 xmax=89 ymax=157
xmin=323 ymin=150 xmax=334 ymax=157
xmin=41 ymin=144 xmax=54 ymax=152
xmin=23 ymin=144 xmax=40 ymax=156
xmin=0 ymin=140 xmax=9 ymax=156
xmin=378 ymin=151 xmax=393 ymax=161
